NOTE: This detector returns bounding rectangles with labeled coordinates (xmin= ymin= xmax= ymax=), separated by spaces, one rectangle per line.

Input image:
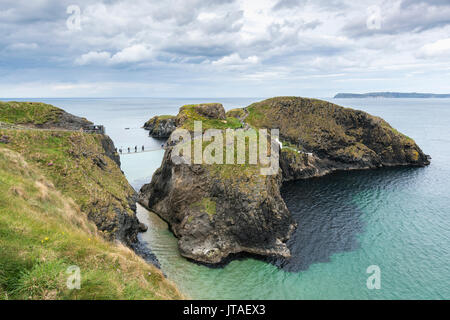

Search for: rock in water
xmin=139 ymin=148 xmax=296 ymax=264
xmin=143 ymin=115 xmax=177 ymax=138
xmin=139 ymin=97 xmax=430 ymax=264
xmin=139 ymin=103 xmax=296 ymax=264
xmin=244 ymin=97 xmax=430 ymax=181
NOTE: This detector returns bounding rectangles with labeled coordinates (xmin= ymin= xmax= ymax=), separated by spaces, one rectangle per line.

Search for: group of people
xmin=116 ymin=146 xmax=145 ymax=154
xmin=115 ymin=143 xmax=166 ymax=154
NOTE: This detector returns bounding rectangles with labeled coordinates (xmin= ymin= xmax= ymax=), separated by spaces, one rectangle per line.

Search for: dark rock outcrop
xmin=139 ymin=97 xmax=430 ymax=264
xmin=99 ymin=134 xmax=121 ymax=167
xmin=144 ymin=115 xmax=177 ymax=138
xmin=54 ymin=110 xmax=93 ymax=130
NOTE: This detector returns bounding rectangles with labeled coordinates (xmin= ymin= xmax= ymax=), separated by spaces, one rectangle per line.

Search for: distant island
xmin=334 ymin=92 xmax=450 ymax=99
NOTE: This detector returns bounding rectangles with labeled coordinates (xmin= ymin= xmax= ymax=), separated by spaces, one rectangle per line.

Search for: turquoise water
xmin=4 ymin=97 xmax=449 ymax=299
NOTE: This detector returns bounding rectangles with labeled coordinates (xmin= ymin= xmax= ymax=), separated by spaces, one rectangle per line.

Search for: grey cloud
xmin=343 ymin=2 xmax=450 ymax=38
xmin=163 ymin=44 xmax=233 ymax=60
xmin=2 ymin=0 xmax=450 ymax=97
xmin=273 ymin=0 xmax=347 ymax=11
xmin=151 ymin=0 xmax=237 ymax=26
xmin=197 ymin=10 xmax=244 ymax=35
xmin=401 ymin=0 xmax=450 ymax=8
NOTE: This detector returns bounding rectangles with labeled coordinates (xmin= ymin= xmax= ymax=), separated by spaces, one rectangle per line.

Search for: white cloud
xmin=418 ymin=38 xmax=450 ymax=58
xmin=75 ymin=44 xmax=152 ymax=66
xmin=212 ymin=53 xmax=259 ymax=66
xmin=110 ymin=44 xmax=153 ymax=64
xmin=75 ymin=51 xmax=111 ymax=65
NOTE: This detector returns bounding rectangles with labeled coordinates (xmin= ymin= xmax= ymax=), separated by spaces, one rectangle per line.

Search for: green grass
xmin=0 ymin=101 xmax=64 ymax=125
xmin=0 ymin=129 xmax=136 ymax=240
xmin=225 ymin=108 xmax=246 ymax=119
xmin=190 ymin=198 xmax=217 ymax=217
xmin=157 ymin=115 xmax=176 ymax=120
xmin=144 ymin=115 xmax=176 ymax=127
xmin=177 ymin=104 xmax=243 ymax=131
xmin=183 ymin=117 xmax=243 ymax=132
xmin=0 ymin=147 xmax=182 ymax=300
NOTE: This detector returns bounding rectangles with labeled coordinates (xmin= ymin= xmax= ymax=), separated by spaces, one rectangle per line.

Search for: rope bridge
xmin=118 ymin=147 xmax=165 ymax=155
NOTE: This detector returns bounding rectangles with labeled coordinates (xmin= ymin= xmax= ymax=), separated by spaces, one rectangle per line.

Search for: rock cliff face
xmin=139 ymin=150 xmax=296 ymax=264
xmin=139 ymin=97 xmax=430 ymax=264
xmin=144 ymin=115 xmax=177 ymax=138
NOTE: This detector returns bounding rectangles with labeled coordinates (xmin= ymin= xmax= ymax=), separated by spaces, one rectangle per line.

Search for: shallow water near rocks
xmin=6 ymin=97 xmax=449 ymax=299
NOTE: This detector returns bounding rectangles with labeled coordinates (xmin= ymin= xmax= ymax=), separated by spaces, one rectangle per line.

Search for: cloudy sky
xmin=1 ymin=0 xmax=450 ymax=97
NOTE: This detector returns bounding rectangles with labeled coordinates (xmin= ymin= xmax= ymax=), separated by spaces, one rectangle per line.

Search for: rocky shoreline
xmin=139 ymin=97 xmax=430 ymax=265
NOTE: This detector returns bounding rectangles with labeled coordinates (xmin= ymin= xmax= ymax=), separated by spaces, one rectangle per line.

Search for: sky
xmin=1 ymin=0 xmax=450 ymax=98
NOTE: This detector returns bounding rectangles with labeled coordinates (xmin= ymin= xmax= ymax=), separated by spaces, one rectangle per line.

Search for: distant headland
xmin=334 ymin=92 xmax=450 ymax=99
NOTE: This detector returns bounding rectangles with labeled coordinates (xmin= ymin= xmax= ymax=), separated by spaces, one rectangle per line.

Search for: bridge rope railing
xmin=118 ymin=148 xmax=166 ymax=155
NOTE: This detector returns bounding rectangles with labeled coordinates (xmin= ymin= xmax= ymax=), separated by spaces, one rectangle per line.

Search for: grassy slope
xmin=225 ymin=108 xmax=246 ymax=119
xmin=144 ymin=115 xmax=176 ymax=126
xmin=0 ymin=129 xmax=135 ymax=241
xmin=0 ymin=147 xmax=182 ymax=299
xmin=0 ymin=101 xmax=64 ymax=125
xmin=172 ymin=104 xmax=269 ymax=211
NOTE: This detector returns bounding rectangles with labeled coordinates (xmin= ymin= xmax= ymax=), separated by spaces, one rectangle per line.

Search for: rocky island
xmin=144 ymin=115 xmax=177 ymax=138
xmin=335 ymin=92 xmax=450 ymax=99
xmin=139 ymin=97 xmax=430 ymax=264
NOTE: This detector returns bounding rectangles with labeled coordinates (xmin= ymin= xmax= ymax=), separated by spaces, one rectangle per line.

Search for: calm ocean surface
xmin=5 ymin=97 xmax=450 ymax=299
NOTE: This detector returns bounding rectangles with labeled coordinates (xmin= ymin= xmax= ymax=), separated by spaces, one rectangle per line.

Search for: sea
xmin=3 ymin=97 xmax=449 ymax=299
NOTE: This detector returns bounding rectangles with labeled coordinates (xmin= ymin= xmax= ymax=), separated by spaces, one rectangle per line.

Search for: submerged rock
xmin=143 ymin=115 xmax=177 ymax=138
xmin=139 ymin=97 xmax=430 ymax=264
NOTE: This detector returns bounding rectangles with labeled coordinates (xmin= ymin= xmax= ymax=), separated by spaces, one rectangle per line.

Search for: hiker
xmin=119 ymin=148 xmax=122 ymax=154
xmin=142 ymin=145 xmax=144 ymax=151
xmin=135 ymin=146 xmax=137 ymax=153
xmin=128 ymin=147 xmax=130 ymax=153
